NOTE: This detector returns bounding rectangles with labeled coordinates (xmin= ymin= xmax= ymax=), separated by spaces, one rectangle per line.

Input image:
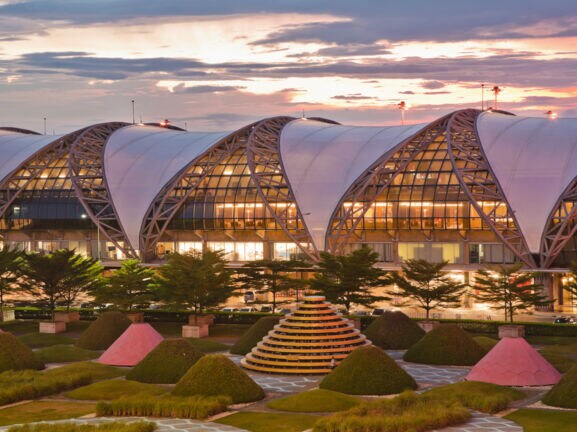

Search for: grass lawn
xmin=150 ymin=322 xmax=182 ymax=338
xmin=0 ymin=320 xmax=39 ymax=335
xmin=66 ymin=379 xmax=166 ymax=400
xmin=0 ymin=401 xmax=96 ymax=426
xmin=536 ymin=339 xmax=577 ymax=373
xmin=34 ymin=345 xmax=98 ymax=363
xmin=473 ymin=335 xmax=499 ymax=352
xmin=185 ymin=338 xmax=230 ymax=353
xmin=215 ymin=412 xmax=319 ymax=432
xmin=505 ymin=408 xmax=577 ymax=432
xmin=209 ymin=324 xmax=251 ymax=339
xmin=18 ymin=333 xmax=74 ymax=348
xmin=267 ymin=389 xmax=361 ymax=413
xmin=53 ymin=362 xmax=126 ymax=381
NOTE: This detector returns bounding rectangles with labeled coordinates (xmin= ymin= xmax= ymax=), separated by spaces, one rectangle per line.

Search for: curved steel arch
xmin=0 ymin=129 xmax=87 ymax=221
xmin=246 ymin=116 xmax=331 ymax=262
xmin=539 ymin=176 xmax=577 ymax=268
xmin=68 ymin=122 xmax=136 ymax=258
xmin=446 ymin=109 xmax=536 ymax=267
xmin=326 ymin=114 xmax=452 ymax=254
xmin=139 ymin=122 xmax=259 ymax=261
xmin=0 ymin=127 xmax=41 ymax=135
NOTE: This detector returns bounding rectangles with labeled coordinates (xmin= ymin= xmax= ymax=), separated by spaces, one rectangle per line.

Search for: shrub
xmin=76 ymin=312 xmax=131 ymax=350
xmin=267 ymin=389 xmax=361 ymax=412
xmin=172 ymin=354 xmax=265 ymax=403
xmin=0 ymin=332 xmax=44 ymax=373
xmin=66 ymin=379 xmax=166 ymax=401
xmin=229 ymin=316 xmax=280 ymax=355
xmin=423 ymin=381 xmax=524 ymax=414
xmin=543 ymin=364 xmax=577 ymax=408
xmin=97 ymin=394 xmax=230 ymax=419
xmin=313 ymin=391 xmax=470 ymax=432
xmin=472 ymin=336 xmax=499 ymax=352
xmin=7 ymin=422 xmax=155 ymax=432
xmin=18 ymin=333 xmax=74 ymax=348
xmin=127 ymin=339 xmax=203 ymax=384
xmin=403 ymin=324 xmax=486 ymax=366
xmin=34 ymin=345 xmax=98 ymax=364
xmin=320 ymin=345 xmax=417 ymax=395
xmin=363 ymin=311 xmax=425 ymax=350
xmin=184 ymin=338 xmax=230 ymax=353
xmin=0 ymin=367 xmax=92 ymax=406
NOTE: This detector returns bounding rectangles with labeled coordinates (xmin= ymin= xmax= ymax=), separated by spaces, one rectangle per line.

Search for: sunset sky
xmin=1 ymin=0 xmax=577 ymax=133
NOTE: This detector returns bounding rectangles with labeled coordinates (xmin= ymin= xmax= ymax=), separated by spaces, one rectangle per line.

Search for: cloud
xmin=171 ymin=84 xmax=244 ymax=94
xmin=421 ymin=80 xmax=445 ymax=90
xmin=332 ymin=93 xmax=375 ymax=101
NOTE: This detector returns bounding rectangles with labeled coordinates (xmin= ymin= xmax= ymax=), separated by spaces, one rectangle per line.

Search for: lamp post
xmin=481 ymin=83 xmax=485 ymax=111
xmin=397 ymin=101 xmax=409 ymax=125
xmin=492 ymin=86 xmax=501 ymax=110
xmin=546 ymin=110 xmax=557 ymax=119
xmin=131 ymin=100 xmax=135 ymax=124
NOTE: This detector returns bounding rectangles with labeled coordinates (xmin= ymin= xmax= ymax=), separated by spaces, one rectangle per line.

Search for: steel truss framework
xmin=0 ymin=129 xmax=86 ymax=223
xmin=139 ymin=123 xmax=258 ymax=261
xmin=246 ymin=116 xmax=318 ymax=261
xmin=68 ymin=122 xmax=135 ymax=258
xmin=540 ymin=177 xmax=577 ymax=267
xmin=326 ymin=115 xmax=451 ymax=254
xmin=447 ymin=109 xmax=535 ymax=267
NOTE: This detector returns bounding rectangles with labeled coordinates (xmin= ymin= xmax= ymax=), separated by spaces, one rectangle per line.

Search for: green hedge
xmin=543 ymin=364 xmax=577 ymax=408
xmin=173 ymin=354 xmax=265 ymax=403
xmin=363 ymin=311 xmax=425 ymax=350
xmin=403 ymin=324 xmax=486 ymax=366
xmin=320 ymin=345 xmax=417 ymax=395
xmin=229 ymin=316 xmax=280 ymax=355
xmin=0 ymin=333 xmax=44 ymax=373
xmin=313 ymin=391 xmax=470 ymax=432
xmin=7 ymin=422 xmax=155 ymax=432
xmin=75 ymin=312 xmax=131 ymax=350
xmin=97 ymin=394 xmax=230 ymax=419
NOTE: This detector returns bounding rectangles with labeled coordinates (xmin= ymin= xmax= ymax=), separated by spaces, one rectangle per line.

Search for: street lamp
xmin=492 ymin=86 xmax=502 ymax=110
xmin=397 ymin=101 xmax=409 ymax=125
xmin=546 ymin=110 xmax=558 ymax=119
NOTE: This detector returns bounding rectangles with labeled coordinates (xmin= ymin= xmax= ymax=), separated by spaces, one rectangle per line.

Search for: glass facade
xmin=398 ymin=242 xmax=463 ymax=264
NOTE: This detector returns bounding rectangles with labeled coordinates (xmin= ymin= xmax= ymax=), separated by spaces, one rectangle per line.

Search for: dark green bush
xmin=363 ymin=311 xmax=425 ymax=349
xmin=0 ymin=332 xmax=44 ymax=373
xmin=320 ymin=345 xmax=417 ymax=395
xmin=313 ymin=390 xmax=470 ymax=432
xmin=7 ymin=421 xmax=156 ymax=432
xmin=423 ymin=381 xmax=524 ymax=414
xmin=127 ymin=339 xmax=204 ymax=384
xmin=543 ymin=364 xmax=577 ymax=408
xmin=229 ymin=316 xmax=280 ymax=355
xmin=97 ymin=394 xmax=230 ymax=419
xmin=75 ymin=312 xmax=131 ymax=350
xmin=403 ymin=324 xmax=486 ymax=366
xmin=172 ymin=354 xmax=265 ymax=403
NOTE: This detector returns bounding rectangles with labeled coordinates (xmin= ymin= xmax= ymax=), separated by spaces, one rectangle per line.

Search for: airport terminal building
xmin=1 ymin=108 xmax=576 ymax=309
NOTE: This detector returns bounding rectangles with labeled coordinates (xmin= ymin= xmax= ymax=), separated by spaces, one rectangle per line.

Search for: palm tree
xmin=23 ymin=249 xmax=103 ymax=319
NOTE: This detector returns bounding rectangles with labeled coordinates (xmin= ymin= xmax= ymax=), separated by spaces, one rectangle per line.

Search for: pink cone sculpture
xmin=99 ymin=323 xmax=164 ymax=366
xmin=467 ymin=337 xmax=561 ymax=386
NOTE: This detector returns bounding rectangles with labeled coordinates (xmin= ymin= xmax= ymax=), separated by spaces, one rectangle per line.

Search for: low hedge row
xmin=0 ymin=368 xmax=92 ymax=406
xmin=7 ymin=422 xmax=155 ymax=432
xmin=96 ymin=394 xmax=230 ymax=419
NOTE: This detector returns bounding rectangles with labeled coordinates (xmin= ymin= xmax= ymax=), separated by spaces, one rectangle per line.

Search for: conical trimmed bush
xmin=403 ymin=324 xmax=485 ymax=366
xmin=173 ymin=354 xmax=265 ymax=403
xmin=127 ymin=339 xmax=204 ymax=384
xmin=543 ymin=364 xmax=577 ymax=408
xmin=76 ymin=311 xmax=131 ymax=350
xmin=230 ymin=316 xmax=280 ymax=355
xmin=0 ymin=332 xmax=44 ymax=372
xmin=320 ymin=345 xmax=417 ymax=395
xmin=363 ymin=311 xmax=425 ymax=350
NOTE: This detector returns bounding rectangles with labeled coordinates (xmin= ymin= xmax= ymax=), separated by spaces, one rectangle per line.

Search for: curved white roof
xmin=0 ymin=131 xmax=62 ymax=184
xmin=104 ymin=126 xmax=228 ymax=251
xmin=477 ymin=112 xmax=577 ymax=253
xmin=280 ymin=119 xmax=426 ymax=249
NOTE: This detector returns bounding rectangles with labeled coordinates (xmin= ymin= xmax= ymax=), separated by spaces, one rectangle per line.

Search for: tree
xmin=92 ymin=259 xmax=159 ymax=311
xmin=23 ymin=249 xmax=103 ymax=319
xmin=0 ymin=245 xmax=25 ymax=310
xmin=391 ymin=259 xmax=466 ymax=320
xmin=157 ymin=250 xmax=234 ymax=314
xmin=561 ymin=261 xmax=577 ymax=306
xmin=473 ymin=263 xmax=552 ymax=322
xmin=237 ymin=259 xmax=311 ymax=311
xmin=309 ymin=246 xmax=389 ymax=313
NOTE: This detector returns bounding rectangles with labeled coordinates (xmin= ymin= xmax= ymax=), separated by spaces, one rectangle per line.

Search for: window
xmin=398 ymin=242 xmax=462 ymax=263
xmin=469 ymin=243 xmax=517 ymax=264
xmin=347 ymin=243 xmax=393 ymax=262
xmin=207 ymin=242 xmax=263 ymax=261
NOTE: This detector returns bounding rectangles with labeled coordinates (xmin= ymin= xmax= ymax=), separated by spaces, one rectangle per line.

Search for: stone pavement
xmin=433 ymin=412 xmax=523 ymax=432
xmin=0 ymin=417 xmax=248 ymax=432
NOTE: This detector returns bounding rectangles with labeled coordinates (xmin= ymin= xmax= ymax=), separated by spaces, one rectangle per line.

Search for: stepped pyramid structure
xmin=98 ymin=323 xmax=164 ymax=367
xmin=241 ymin=296 xmax=371 ymax=374
xmin=467 ymin=337 xmax=561 ymax=386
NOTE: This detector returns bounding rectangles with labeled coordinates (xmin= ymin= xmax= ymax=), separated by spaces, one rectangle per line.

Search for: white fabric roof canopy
xmin=104 ymin=126 xmax=228 ymax=251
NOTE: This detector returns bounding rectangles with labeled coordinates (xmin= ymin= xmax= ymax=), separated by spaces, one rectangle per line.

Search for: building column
xmin=534 ymin=273 xmax=554 ymax=312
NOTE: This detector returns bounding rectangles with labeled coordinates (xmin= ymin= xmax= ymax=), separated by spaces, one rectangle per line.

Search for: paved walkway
xmin=433 ymin=412 xmax=522 ymax=432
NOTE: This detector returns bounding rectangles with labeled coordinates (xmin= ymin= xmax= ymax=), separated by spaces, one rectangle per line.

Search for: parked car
xmin=221 ymin=307 xmax=239 ymax=313
xmin=371 ymin=308 xmax=386 ymax=316
xmin=553 ymin=316 xmax=576 ymax=324
xmin=351 ymin=310 xmax=369 ymax=317
xmin=259 ymin=305 xmax=273 ymax=313
xmin=276 ymin=308 xmax=293 ymax=315
xmin=243 ymin=291 xmax=255 ymax=303
xmin=238 ymin=306 xmax=257 ymax=313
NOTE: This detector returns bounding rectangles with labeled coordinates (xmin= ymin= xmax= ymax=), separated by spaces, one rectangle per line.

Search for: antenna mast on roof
xmin=492 ymin=86 xmax=502 ymax=110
